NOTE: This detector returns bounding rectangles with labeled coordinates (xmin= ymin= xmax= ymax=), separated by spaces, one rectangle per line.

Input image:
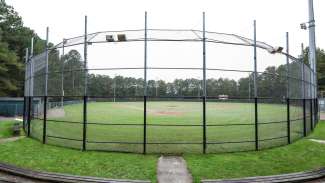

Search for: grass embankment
xmin=0 ymin=119 xmax=323 ymax=182
xmin=185 ymin=122 xmax=325 ymax=182
xmin=0 ymin=120 xmax=17 ymax=138
xmin=0 ymin=138 xmax=158 ymax=181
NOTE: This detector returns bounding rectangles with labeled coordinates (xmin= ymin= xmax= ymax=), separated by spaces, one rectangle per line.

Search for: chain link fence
xmin=22 ymin=14 xmax=319 ymax=154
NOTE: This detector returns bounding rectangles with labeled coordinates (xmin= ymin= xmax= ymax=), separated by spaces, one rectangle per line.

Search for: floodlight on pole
xmin=300 ymin=0 xmax=317 ymax=98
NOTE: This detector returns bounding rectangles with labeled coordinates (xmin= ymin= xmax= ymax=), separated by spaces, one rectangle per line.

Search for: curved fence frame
xmin=23 ymin=13 xmax=319 ymax=154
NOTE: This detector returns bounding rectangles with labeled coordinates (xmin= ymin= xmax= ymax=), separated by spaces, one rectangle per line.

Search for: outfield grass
xmin=30 ymin=101 xmax=307 ymax=153
xmin=0 ymin=122 xmax=323 ymax=183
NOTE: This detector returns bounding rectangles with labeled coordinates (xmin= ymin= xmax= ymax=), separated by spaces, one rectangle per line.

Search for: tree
xmin=0 ymin=0 xmax=46 ymax=96
xmin=0 ymin=41 xmax=20 ymax=96
xmin=302 ymin=47 xmax=325 ymax=95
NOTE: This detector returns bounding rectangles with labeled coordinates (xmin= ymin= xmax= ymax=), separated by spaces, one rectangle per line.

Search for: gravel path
xmin=0 ymin=171 xmax=46 ymax=183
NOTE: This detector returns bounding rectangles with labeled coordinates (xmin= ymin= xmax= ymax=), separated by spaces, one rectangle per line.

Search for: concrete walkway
xmin=320 ymin=113 xmax=325 ymax=120
xmin=0 ymin=136 xmax=25 ymax=144
xmin=309 ymin=139 xmax=325 ymax=144
xmin=157 ymin=156 xmax=192 ymax=183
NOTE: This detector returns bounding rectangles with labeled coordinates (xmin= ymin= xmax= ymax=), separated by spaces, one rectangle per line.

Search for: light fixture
xmin=117 ymin=34 xmax=126 ymax=42
xmin=268 ymin=46 xmax=283 ymax=54
xmin=300 ymin=23 xmax=307 ymax=30
xmin=106 ymin=35 xmax=115 ymax=42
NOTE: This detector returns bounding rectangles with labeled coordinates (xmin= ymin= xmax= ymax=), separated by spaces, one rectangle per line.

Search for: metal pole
xmin=61 ymin=39 xmax=65 ymax=108
xmin=114 ymin=76 xmax=116 ymax=102
xmin=43 ymin=27 xmax=49 ymax=144
xmin=303 ymin=99 xmax=307 ymax=136
xmin=30 ymin=37 xmax=34 ymax=97
xmin=82 ymin=15 xmax=88 ymax=151
xmin=308 ymin=0 xmax=317 ymax=126
xmin=301 ymin=43 xmax=305 ymax=99
xmin=23 ymin=96 xmax=26 ymax=131
xmin=143 ymin=11 xmax=148 ymax=154
xmin=43 ymin=96 xmax=47 ymax=143
xmin=253 ymin=20 xmax=258 ymax=151
xmin=286 ymin=32 xmax=290 ymax=99
xmin=27 ymin=97 xmax=31 ymax=137
xmin=45 ymin=28 xmax=49 ymax=97
xmin=202 ymin=12 xmax=207 ymax=154
xmin=24 ymin=48 xmax=29 ymax=98
xmin=248 ymin=74 xmax=251 ymax=99
xmin=24 ymin=48 xmax=29 ymax=130
xmin=27 ymin=37 xmax=34 ymax=134
xmin=302 ymin=43 xmax=307 ymax=136
xmin=286 ymin=32 xmax=290 ymax=144
xmin=310 ymin=99 xmax=313 ymax=131
xmin=308 ymin=0 xmax=317 ymax=100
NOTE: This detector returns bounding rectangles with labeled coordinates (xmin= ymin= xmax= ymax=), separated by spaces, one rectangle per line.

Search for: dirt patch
xmin=212 ymin=103 xmax=241 ymax=110
xmin=115 ymin=103 xmax=185 ymax=116
xmin=152 ymin=111 xmax=184 ymax=116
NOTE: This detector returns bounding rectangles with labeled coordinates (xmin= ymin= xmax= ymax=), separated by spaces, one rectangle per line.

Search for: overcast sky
xmin=6 ymin=0 xmax=325 ymax=81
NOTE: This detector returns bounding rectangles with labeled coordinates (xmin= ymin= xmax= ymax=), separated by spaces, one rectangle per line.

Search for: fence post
xmin=301 ymin=43 xmax=306 ymax=137
xmin=43 ymin=27 xmax=49 ymax=144
xmin=43 ymin=96 xmax=47 ymax=144
xmin=27 ymin=97 xmax=31 ymax=137
xmin=253 ymin=20 xmax=258 ymax=151
xmin=286 ymin=32 xmax=290 ymax=144
xmin=303 ymin=99 xmax=307 ymax=136
xmin=143 ymin=11 xmax=148 ymax=154
xmin=83 ymin=96 xmax=87 ymax=151
xmin=315 ymin=98 xmax=319 ymax=125
xmin=23 ymin=96 xmax=26 ymax=131
xmin=254 ymin=97 xmax=258 ymax=150
xmin=202 ymin=12 xmax=207 ymax=154
xmin=310 ymin=99 xmax=313 ymax=131
xmin=82 ymin=15 xmax=88 ymax=151
xmin=287 ymin=98 xmax=291 ymax=144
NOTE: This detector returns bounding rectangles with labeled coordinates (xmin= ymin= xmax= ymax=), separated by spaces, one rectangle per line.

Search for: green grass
xmin=0 ymin=120 xmax=16 ymax=138
xmin=0 ymin=138 xmax=157 ymax=181
xmin=29 ymin=101 xmax=306 ymax=153
xmin=308 ymin=122 xmax=325 ymax=140
xmin=0 ymin=121 xmax=323 ymax=182
xmin=185 ymin=121 xmax=325 ymax=182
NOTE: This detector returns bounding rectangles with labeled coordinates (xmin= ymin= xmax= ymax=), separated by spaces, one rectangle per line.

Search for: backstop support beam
xmin=253 ymin=20 xmax=259 ymax=151
xmin=202 ymin=12 xmax=207 ymax=154
xmin=82 ymin=15 xmax=88 ymax=151
xmin=143 ymin=12 xmax=148 ymax=154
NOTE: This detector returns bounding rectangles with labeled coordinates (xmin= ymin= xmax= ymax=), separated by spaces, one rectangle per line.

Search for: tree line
xmin=1 ymin=0 xmax=325 ymax=97
xmin=38 ymin=48 xmax=311 ymax=100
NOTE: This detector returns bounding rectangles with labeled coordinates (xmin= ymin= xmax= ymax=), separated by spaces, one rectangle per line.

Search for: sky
xmin=6 ymin=0 xmax=325 ymax=81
